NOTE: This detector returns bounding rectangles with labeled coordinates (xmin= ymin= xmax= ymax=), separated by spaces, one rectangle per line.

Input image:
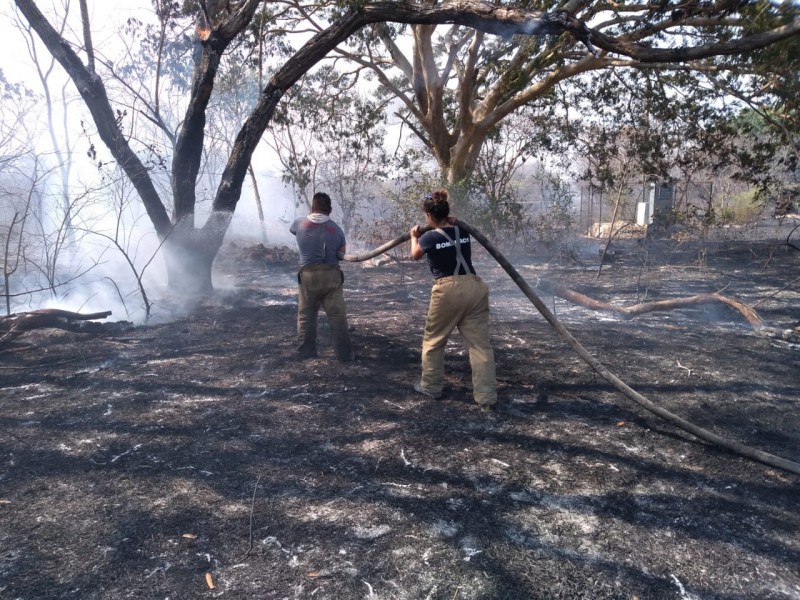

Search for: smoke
xmin=224 ymin=171 xmax=297 ymax=247
xmin=2 ymin=166 xmax=301 ymax=324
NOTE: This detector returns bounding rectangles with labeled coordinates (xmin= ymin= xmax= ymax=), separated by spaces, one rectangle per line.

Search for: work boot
xmin=297 ymin=346 xmax=317 ymax=360
xmin=337 ymin=350 xmax=356 ymax=363
xmin=414 ymin=380 xmax=442 ymax=400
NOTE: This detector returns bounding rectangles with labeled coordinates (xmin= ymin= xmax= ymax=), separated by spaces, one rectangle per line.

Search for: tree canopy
xmin=11 ymin=0 xmax=800 ymax=292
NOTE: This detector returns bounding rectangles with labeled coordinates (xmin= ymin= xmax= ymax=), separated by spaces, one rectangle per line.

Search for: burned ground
xmin=1 ymin=238 xmax=799 ymax=600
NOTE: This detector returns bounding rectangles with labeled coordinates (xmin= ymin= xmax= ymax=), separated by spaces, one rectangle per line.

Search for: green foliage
xmin=531 ymin=173 xmax=575 ymax=246
xmin=374 ymin=172 xmax=445 ymax=239
xmin=16 ymin=0 xmax=800 ymax=267
xmin=462 ymin=183 xmax=528 ymax=240
xmin=729 ymin=187 xmax=783 ymax=223
xmin=211 ymin=0 xmax=800 ymax=247
xmin=461 ymin=115 xmax=544 ymax=237
xmin=562 ymin=69 xmax=740 ymax=189
xmin=269 ymin=65 xmax=389 ymax=234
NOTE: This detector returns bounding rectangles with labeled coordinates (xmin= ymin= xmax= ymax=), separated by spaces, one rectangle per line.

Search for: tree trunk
xmin=163 ymin=242 xmax=215 ymax=294
xmin=163 ymin=212 xmax=232 ymax=293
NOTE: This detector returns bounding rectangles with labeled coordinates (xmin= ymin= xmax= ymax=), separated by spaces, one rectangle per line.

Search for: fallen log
xmin=536 ymin=280 xmax=764 ymax=332
xmin=0 ymin=309 xmax=114 ymax=344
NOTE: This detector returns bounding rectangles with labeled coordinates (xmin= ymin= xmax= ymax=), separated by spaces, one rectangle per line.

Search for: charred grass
xmin=1 ymin=239 xmax=798 ymax=599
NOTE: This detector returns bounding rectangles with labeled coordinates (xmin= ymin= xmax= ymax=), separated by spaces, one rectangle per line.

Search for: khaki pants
xmin=297 ymin=264 xmax=352 ymax=360
xmin=420 ymin=274 xmax=497 ymax=405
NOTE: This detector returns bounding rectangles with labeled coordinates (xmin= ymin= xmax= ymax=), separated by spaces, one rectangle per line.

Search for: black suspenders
xmin=435 ymin=226 xmax=470 ymax=275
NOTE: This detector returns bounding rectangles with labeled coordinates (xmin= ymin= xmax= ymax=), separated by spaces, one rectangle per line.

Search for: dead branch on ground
xmin=536 ymin=279 xmax=764 ymax=332
xmin=0 ymin=308 xmax=116 ymax=345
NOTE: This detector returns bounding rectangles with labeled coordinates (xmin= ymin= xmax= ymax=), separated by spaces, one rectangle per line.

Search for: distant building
xmin=637 ymin=181 xmax=674 ymax=225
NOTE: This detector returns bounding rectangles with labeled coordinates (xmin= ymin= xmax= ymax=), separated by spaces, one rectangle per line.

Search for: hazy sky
xmin=3 ymin=0 xmax=393 ymax=231
xmin=4 ymin=0 xmax=296 ymax=202
xmin=4 ymin=1 xmax=153 ymax=84
xmin=2 ymin=1 xmax=301 ymax=319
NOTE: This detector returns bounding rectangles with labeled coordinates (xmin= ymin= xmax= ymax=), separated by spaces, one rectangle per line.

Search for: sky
xmin=4 ymin=1 xmax=145 ymax=81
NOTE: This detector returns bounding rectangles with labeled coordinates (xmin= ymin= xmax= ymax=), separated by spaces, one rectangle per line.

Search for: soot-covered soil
xmin=1 ymin=238 xmax=799 ymax=600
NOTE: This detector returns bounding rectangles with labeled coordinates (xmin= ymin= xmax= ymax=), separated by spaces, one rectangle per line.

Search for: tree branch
xmin=14 ymin=0 xmax=172 ymax=236
xmin=537 ymin=280 xmax=764 ymax=333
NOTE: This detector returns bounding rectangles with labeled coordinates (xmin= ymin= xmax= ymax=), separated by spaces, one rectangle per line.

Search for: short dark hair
xmin=422 ymin=188 xmax=449 ymax=220
xmin=312 ymin=192 xmax=332 ymax=215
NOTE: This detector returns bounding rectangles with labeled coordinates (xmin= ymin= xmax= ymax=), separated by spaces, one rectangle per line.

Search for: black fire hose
xmin=343 ymin=220 xmax=800 ymax=477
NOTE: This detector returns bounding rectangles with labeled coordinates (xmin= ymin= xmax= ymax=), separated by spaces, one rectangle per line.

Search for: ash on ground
xmin=1 ymin=238 xmax=798 ymax=600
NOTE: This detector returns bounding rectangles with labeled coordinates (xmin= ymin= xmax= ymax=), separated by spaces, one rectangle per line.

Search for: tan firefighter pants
xmin=420 ymin=274 xmax=497 ymax=405
xmin=297 ymin=264 xmax=352 ymax=360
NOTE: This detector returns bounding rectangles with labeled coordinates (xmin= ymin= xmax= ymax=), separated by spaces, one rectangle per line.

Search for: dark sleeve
xmin=418 ymin=231 xmax=437 ymax=254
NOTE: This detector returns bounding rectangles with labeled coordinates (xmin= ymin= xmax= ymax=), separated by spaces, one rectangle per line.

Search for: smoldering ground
xmin=0 ymin=238 xmax=798 ymax=600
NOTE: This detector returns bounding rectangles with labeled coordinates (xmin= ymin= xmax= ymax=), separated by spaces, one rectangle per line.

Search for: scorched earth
xmin=0 ymin=237 xmax=798 ymax=600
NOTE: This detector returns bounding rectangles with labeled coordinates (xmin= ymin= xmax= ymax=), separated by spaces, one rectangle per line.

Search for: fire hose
xmin=344 ymin=220 xmax=800 ymax=477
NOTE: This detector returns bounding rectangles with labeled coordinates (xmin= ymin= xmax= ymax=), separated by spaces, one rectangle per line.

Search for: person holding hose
xmin=290 ymin=192 xmax=354 ymax=362
xmin=409 ymin=188 xmax=497 ymax=412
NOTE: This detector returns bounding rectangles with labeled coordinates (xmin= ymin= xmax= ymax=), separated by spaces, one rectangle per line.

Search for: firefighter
xmin=290 ymin=192 xmax=354 ymax=362
xmin=409 ymin=189 xmax=497 ymax=411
